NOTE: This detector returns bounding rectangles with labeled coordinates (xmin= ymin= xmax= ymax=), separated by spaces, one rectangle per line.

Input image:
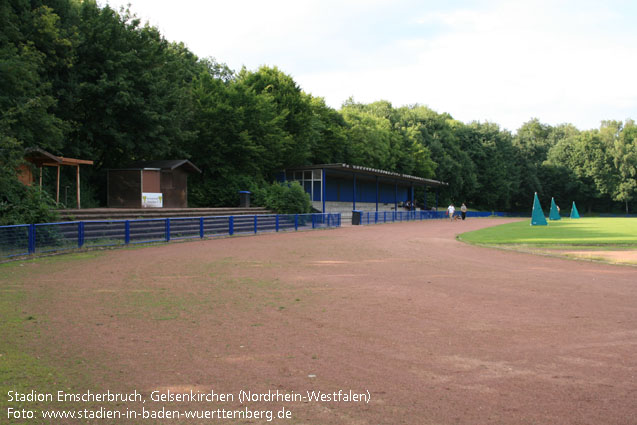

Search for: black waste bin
xmin=239 ymin=191 xmax=251 ymax=208
xmin=352 ymin=210 xmax=362 ymax=225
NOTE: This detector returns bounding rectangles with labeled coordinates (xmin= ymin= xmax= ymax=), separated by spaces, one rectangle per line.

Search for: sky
xmin=104 ymin=0 xmax=637 ymax=132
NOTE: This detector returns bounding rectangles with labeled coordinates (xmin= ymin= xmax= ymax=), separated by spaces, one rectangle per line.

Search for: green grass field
xmin=459 ymin=217 xmax=637 ymax=247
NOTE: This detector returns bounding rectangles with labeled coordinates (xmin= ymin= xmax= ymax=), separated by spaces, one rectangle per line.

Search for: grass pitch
xmin=459 ymin=217 xmax=637 ymax=247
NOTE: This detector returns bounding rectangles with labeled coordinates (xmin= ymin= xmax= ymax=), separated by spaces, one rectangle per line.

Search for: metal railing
xmin=0 ymin=213 xmax=342 ymax=259
xmin=356 ymin=210 xmax=517 ymax=224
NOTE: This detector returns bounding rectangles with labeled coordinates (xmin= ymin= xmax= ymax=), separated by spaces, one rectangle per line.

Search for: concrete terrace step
xmin=56 ymin=207 xmax=272 ymax=222
xmin=37 ymin=214 xmax=325 ymax=247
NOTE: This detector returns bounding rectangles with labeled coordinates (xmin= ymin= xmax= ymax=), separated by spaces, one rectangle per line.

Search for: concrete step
xmin=38 ymin=214 xmax=321 ymax=245
xmin=56 ymin=207 xmax=271 ymax=222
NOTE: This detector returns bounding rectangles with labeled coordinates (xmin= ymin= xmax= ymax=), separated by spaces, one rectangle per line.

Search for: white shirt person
xmin=447 ymin=204 xmax=455 ymax=221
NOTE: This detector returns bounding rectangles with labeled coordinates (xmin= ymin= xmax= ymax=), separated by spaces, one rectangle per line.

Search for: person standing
xmin=461 ymin=203 xmax=467 ymax=220
xmin=447 ymin=204 xmax=455 ymax=221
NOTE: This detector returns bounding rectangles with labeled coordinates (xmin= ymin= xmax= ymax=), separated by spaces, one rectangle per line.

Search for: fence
xmin=0 ymin=213 xmax=342 ymax=259
xmin=356 ymin=210 xmax=520 ymax=224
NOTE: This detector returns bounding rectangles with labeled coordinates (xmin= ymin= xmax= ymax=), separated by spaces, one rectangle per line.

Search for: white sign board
xmin=142 ymin=192 xmax=163 ymax=208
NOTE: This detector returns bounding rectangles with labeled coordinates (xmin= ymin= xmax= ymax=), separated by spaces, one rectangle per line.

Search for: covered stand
xmin=282 ymin=163 xmax=448 ymax=214
xmin=20 ymin=148 xmax=94 ymax=209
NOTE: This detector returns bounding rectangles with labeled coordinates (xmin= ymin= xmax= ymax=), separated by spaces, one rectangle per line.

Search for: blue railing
xmin=357 ymin=210 xmax=434 ymax=224
xmin=357 ymin=210 xmax=520 ymax=224
xmin=0 ymin=213 xmax=342 ymax=259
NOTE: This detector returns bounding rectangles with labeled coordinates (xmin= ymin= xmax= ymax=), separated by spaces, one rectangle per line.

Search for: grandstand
xmin=282 ymin=164 xmax=448 ymax=219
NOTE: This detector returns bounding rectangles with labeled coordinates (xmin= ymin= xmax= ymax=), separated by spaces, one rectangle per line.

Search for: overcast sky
xmin=104 ymin=0 xmax=636 ymax=132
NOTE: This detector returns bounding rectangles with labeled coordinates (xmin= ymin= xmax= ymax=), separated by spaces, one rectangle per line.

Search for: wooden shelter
xmin=20 ymin=148 xmax=94 ymax=209
xmin=107 ymin=160 xmax=201 ymax=208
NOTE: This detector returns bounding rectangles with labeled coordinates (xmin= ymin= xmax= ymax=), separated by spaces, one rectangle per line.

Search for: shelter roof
xmin=122 ymin=160 xmax=201 ymax=174
xmin=285 ymin=163 xmax=448 ymax=187
xmin=24 ymin=147 xmax=94 ymax=166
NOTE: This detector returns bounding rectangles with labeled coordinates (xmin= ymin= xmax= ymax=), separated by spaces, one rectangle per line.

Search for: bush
xmin=0 ymin=142 xmax=58 ymax=224
xmin=254 ymin=181 xmax=312 ymax=214
xmin=0 ymin=179 xmax=60 ymax=225
xmin=189 ymin=174 xmax=261 ymax=207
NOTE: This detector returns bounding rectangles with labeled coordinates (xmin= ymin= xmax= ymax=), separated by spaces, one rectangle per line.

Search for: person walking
xmin=461 ymin=203 xmax=467 ymax=220
xmin=447 ymin=204 xmax=455 ymax=221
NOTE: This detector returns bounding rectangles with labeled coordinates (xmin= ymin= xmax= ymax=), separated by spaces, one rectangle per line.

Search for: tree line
xmin=1 ymin=0 xmax=635 ymax=224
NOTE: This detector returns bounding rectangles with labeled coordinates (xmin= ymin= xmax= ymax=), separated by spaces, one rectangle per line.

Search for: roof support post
xmin=394 ymin=181 xmax=398 ymax=212
xmin=411 ymin=185 xmax=415 ymax=211
xmin=352 ymin=173 xmax=357 ymax=211
xmin=322 ymin=168 xmax=326 ymax=214
xmin=76 ymin=164 xmax=81 ymax=209
xmin=140 ymin=170 xmax=144 ymax=209
xmin=376 ymin=176 xmax=379 ymax=212
xmin=56 ymin=165 xmax=60 ymax=204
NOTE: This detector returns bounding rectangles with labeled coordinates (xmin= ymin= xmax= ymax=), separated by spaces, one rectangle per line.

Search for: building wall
xmin=108 ymin=170 xmax=142 ymax=208
xmin=325 ymin=177 xmax=409 ymax=203
xmin=287 ymin=168 xmax=428 ymax=212
xmin=107 ymin=168 xmax=192 ymax=208
xmin=17 ymin=164 xmax=34 ymax=186
xmin=161 ymin=169 xmax=188 ymax=208
xmin=313 ymin=201 xmax=413 ymax=213
xmin=142 ymin=170 xmax=161 ymax=193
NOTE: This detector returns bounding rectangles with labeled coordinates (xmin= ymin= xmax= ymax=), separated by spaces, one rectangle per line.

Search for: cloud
xmin=298 ymin=1 xmax=637 ymax=130
xmin=106 ymin=0 xmax=637 ymax=131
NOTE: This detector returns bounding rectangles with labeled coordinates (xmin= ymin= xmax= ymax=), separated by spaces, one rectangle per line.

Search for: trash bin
xmin=352 ymin=210 xmax=362 ymax=225
xmin=239 ymin=191 xmax=251 ymax=208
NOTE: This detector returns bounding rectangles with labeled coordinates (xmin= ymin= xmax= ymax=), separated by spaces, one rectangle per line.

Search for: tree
xmin=0 ymin=0 xmax=69 ymax=154
xmin=187 ymin=60 xmax=269 ymax=206
xmin=62 ymin=2 xmax=200 ymax=203
xmin=456 ymin=121 xmax=517 ymax=210
xmin=340 ymin=102 xmax=393 ymax=169
xmin=306 ymin=96 xmax=348 ymax=164
xmin=236 ymin=66 xmax=313 ymax=168
xmin=391 ymin=105 xmax=472 ymax=205
xmin=511 ymin=119 xmax=553 ymax=208
xmin=612 ymin=120 xmax=637 ymax=213
xmin=545 ymin=123 xmax=625 ymax=212
xmin=0 ymin=0 xmax=73 ymax=223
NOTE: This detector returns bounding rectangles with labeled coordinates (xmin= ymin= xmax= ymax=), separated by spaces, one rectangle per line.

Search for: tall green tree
xmin=611 ymin=120 xmax=637 ymax=213
xmin=358 ymin=102 xmax=438 ymax=178
xmin=236 ymin=66 xmax=313 ymax=168
xmin=456 ymin=122 xmax=517 ymax=210
xmin=390 ymin=105 xmax=472 ymax=205
xmin=188 ymin=60 xmax=274 ymax=206
xmin=0 ymin=0 xmax=70 ymax=154
xmin=306 ymin=95 xmax=348 ymax=164
xmin=1 ymin=0 xmax=74 ymax=223
xmin=340 ymin=102 xmax=394 ymax=169
xmin=60 ymin=2 xmax=200 ymax=202
xmin=511 ymin=119 xmax=552 ymax=208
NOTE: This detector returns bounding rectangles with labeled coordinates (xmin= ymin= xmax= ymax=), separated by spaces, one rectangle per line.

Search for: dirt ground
xmin=12 ymin=218 xmax=637 ymax=424
xmin=558 ymin=249 xmax=637 ymax=265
